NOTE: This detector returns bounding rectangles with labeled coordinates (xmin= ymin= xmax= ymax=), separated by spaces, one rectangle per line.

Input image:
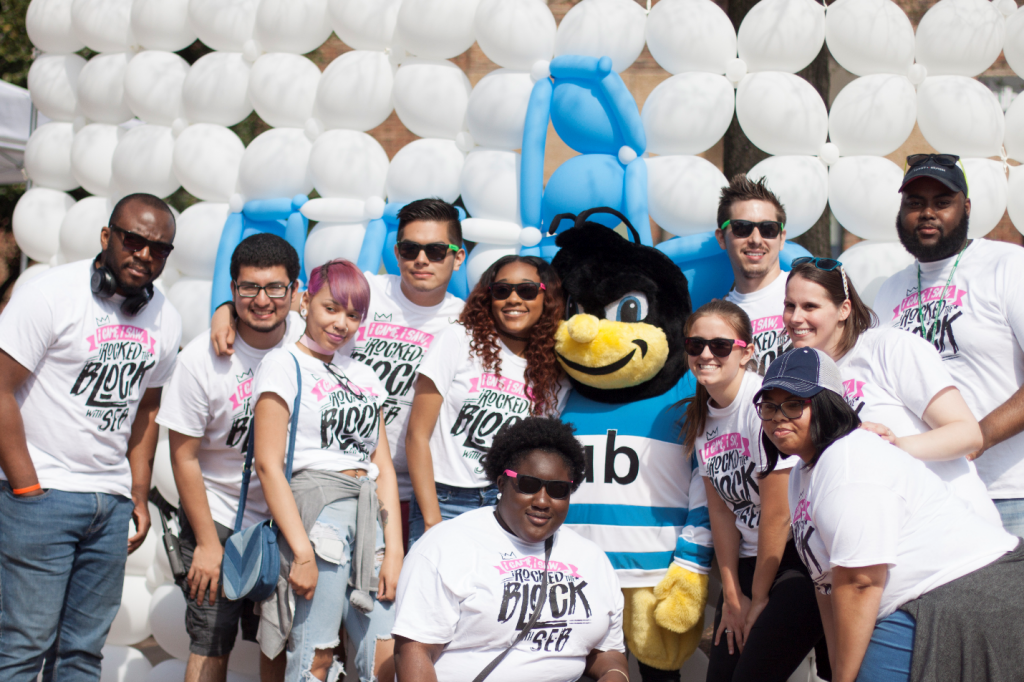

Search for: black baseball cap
xmin=753 ymin=347 xmax=845 ymax=404
xmin=899 ymin=154 xmax=968 ymax=196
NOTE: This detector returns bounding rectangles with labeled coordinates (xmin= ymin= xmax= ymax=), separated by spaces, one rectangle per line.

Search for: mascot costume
xmin=551 ymin=208 xmax=712 ymax=678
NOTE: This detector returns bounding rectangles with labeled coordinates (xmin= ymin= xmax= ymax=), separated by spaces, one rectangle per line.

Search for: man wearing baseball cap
xmin=874 ymin=153 xmax=1024 ymax=535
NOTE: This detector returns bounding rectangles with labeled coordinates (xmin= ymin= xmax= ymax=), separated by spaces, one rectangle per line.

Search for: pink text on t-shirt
xmin=752 ymin=316 xmax=785 ymax=334
xmin=700 ymin=432 xmax=751 ymax=463
xmin=793 ymin=498 xmax=812 ymax=524
xmin=230 ymin=377 xmax=254 ymax=410
xmin=469 ymin=373 xmax=533 ymax=400
xmin=843 ymin=379 xmax=865 ymax=400
xmin=87 ymin=324 xmax=156 ymax=355
xmin=893 ymin=285 xmax=968 ymax=318
xmin=355 ymin=322 xmax=435 ymax=348
xmin=494 ymin=555 xmax=581 ymax=578
xmin=311 ymin=377 xmax=379 ymax=402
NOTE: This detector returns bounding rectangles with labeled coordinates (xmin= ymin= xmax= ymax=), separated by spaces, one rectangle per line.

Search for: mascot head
xmin=550 ymin=207 xmax=692 ymax=404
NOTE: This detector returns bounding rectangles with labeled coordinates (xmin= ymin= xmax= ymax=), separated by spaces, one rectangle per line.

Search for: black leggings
xmin=706 ymin=541 xmax=831 ymax=682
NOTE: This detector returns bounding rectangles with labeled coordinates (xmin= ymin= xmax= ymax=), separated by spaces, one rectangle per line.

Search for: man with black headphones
xmin=0 ymin=193 xmax=180 ymax=682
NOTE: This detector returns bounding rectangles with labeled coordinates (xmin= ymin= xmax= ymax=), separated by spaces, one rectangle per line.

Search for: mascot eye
xmin=566 ymin=296 xmax=580 ymax=318
xmin=605 ymin=292 xmax=648 ymax=323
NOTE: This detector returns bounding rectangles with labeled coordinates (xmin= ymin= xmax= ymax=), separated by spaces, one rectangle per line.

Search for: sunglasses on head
xmin=396 ymin=240 xmax=459 ymax=262
xmin=719 ymin=219 xmax=784 ymax=240
xmin=791 ymin=257 xmax=849 ymax=300
xmin=683 ymin=336 xmax=748 ymax=358
xmin=110 ymin=224 xmax=174 ymax=260
xmin=504 ymin=470 xmax=572 ymax=500
xmin=906 ymin=153 xmax=960 ymax=168
xmin=489 ymin=281 xmax=546 ymax=301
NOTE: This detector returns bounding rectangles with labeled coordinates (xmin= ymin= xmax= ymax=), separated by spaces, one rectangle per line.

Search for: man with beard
xmin=875 ymin=154 xmax=1024 ymax=534
xmin=157 ymin=234 xmax=303 ymax=682
xmin=0 ymin=193 xmax=181 ymax=681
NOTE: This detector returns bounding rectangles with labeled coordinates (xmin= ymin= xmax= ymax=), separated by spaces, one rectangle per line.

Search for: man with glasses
xmin=875 ymin=154 xmax=1024 ymax=535
xmin=0 ymin=193 xmax=181 ymax=681
xmin=716 ymin=175 xmax=792 ymax=372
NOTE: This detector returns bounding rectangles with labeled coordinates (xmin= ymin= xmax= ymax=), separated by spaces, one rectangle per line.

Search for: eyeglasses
xmin=504 ymin=470 xmax=572 ymax=500
xmin=683 ymin=336 xmax=748 ymax=358
xmin=906 ymin=153 xmax=960 ymax=168
xmin=489 ymin=282 xmax=546 ymax=301
xmin=110 ymin=224 xmax=174 ymax=259
xmin=719 ymin=220 xmax=784 ymax=240
xmin=791 ymin=257 xmax=849 ymax=301
xmin=234 ymin=281 xmax=291 ymax=298
xmin=396 ymin=240 xmax=459 ymax=262
xmin=754 ymin=398 xmax=811 ymax=420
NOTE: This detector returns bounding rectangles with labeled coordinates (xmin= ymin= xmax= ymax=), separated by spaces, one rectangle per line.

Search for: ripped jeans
xmin=286 ymin=497 xmax=394 ymax=682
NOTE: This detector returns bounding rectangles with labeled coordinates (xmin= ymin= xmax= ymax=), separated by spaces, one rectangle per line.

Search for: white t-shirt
xmin=392 ymin=507 xmax=625 ymax=682
xmin=696 ymin=371 xmax=796 ymax=558
xmin=0 ymin=259 xmax=181 ymax=498
xmin=725 ymin=271 xmax=791 ymax=373
xmin=252 ymin=344 xmax=388 ymax=478
xmin=874 ymin=240 xmax=1024 ymax=498
xmin=418 ymin=326 xmax=570 ymax=488
xmin=788 ymin=428 xmax=1016 ymax=619
xmin=156 ymin=313 xmax=303 ymax=529
xmin=836 ymin=326 xmax=1000 ymax=526
xmin=348 ymin=273 xmax=463 ymax=500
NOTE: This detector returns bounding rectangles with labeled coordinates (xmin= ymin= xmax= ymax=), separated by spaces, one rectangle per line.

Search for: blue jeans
xmin=993 ymin=498 xmax=1024 ymax=538
xmin=0 ymin=482 xmax=134 ymax=682
xmin=287 ymin=497 xmax=394 ymax=682
xmin=855 ymin=609 xmax=915 ymax=682
xmin=407 ymin=482 xmax=498 ymax=545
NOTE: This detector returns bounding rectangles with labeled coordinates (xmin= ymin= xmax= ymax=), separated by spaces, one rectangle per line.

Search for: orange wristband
xmin=12 ymin=483 xmax=41 ymax=495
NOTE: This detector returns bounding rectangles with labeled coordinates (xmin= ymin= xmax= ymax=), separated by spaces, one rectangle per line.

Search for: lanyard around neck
xmin=916 ymin=241 xmax=968 ymax=342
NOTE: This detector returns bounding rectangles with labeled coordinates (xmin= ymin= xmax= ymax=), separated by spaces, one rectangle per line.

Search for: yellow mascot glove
xmin=622 ymin=585 xmax=704 ymax=671
xmin=653 ymin=563 xmax=709 ymax=634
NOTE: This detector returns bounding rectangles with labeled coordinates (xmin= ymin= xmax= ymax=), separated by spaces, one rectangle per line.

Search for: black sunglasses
xmin=504 ymin=470 xmax=572 ymax=500
xmin=719 ymin=219 xmax=784 ymax=239
xmin=110 ymin=224 xmax=174 ymax=259
xmin=683 ymin=336 xmax=748 ymax=358
xmin=489 ymin=281 xmax=546 ymax=301
xmin=396 ymin=240 xmax=459 ymax=262
xmin=907 ymin=153 xmax=960 ymax=168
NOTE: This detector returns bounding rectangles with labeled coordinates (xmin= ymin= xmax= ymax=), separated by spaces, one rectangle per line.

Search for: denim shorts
xmin=407 ymin=482 xmax=498 ymax=545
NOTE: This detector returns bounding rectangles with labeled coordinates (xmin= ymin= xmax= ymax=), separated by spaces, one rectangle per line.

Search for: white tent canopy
xmin=0 ymin=79 xmax=50 ymax=185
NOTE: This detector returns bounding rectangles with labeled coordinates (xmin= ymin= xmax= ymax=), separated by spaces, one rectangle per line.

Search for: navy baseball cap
xmin=753 ymin=347 xmax=844 ymax=403
xmin=899 ymin=154 xmax=969 ymax=197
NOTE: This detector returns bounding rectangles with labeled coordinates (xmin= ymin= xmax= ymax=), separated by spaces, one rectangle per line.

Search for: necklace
xmin=916 ymin=240 xmax=969 ymax=343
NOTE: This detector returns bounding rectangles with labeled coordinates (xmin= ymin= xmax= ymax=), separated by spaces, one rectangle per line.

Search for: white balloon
xmin=238 ymin=128 xmax=314 ymax=200
xmin=1003 ymin=7 xmax=1024 ymax=78
xmin=916 ymin=0 xmax=1004 ymax=78
xmin=393 ymin=59 xmax=470 ymax=140
xmin=305 ymin=222 xmax=368 ymax=271
xmin=168 ymin=203 xmax=230 ymax=279
xmin=71 ymin=0 xmax=132 ymax=53
xmin=735 ymin=72 xmax=828 ymax=156
xmin=386 ymin=138 xmax=464 ymax=204
xmin=314 ymin=50 xmax=394 ymax=132
xmin=14 ymin=264 xmax=53 ymax=292
xmin=99 ymin=644 xmax=153 ymax=682
xmin=396 ymin=0 xmax=481 ymax=60
xmin=839 ymin=241 xmax=917 ymax=310
xmin=642 ymin=73 xmax=733 ymax=156
xmin=554 ymin=0 xmax=646 ymax=73
xmin=112 ymin=125 xmax=180 ymax=198
xmin=738 ymin=0 xmax=825 ymax=73
xmin=76 ymin=52 xmax=133 ymax=125
xmin=187 ymin=0 xmax=257 ymax=52
xmin=247 ymin=53 xmax=320 ymax=129
xmin=646 ymin=0 xmax=736 ymax=75
xmin=824 ymin=0 xmax=915 ymax=76
xmin=254 ymin=0 xmax=331 ymax=55
xmin=465 ymin=242 xmax=519 ymax=290
xmin=646 ymin=155 xmax=728 ymax=236
xmin=459 ymin=149 xmax=520 ymax=223
xmin=461 ymin=218 xmax=523 ymax=245
xmin=27 ymin=0 xmax=84 ymax=53
xmin=60 ymin=196 xmax=111 ymax=262
xmin=13 ymin=188 xmax=75 ymax=262
xmin=1004 ymin=87 xmax=1024 ymax=163
xmin=71 ymin=123 xmax=121 ymax=195
xmin=25 ymin=122 xmax=78 ymax=190
xmin=960 ymin=158 xmax=1007 ymax=239
xmin=309 ymin=130 xmax=389 ymax=200
xmin=146 ymin=660 xmax=188 ymax=682
xmin=124 ymin=51 xmax=190 ymax=126
xmin=1006 ymin=165 xmax=1024 ymax=234
xmin=747 ymin=156 xmax=828 ymax=238
xmin=28 ymin=53 xmax=86 ymax=122
xmin=131 ymin=0 xmax=195 ymax=51
xmin=182 ymin=51 xmax=253 ymax=127
xmin=173 ymin=124 xmax=244 ymax=202
xmin=917 ymin=76 xmax=1005 ymax=158
xmin=168 ymin=278 xmax=213 ymax=347
xmin=148 ymin=584 xmax=191 ymax=662
xmin=106 ymin=576 xmax=153 ymax=646
xmin=328 ymin=0 xmax=401 ymax=51
xmin=828 ymin=156 xmax=903 ymax=241
xmin=466 ymin=69 xmax=533 ymax=151
xmin=125 ymin=515 xmax=160 ymax=576
xmin=828 ymin=74 xmax=916 ymax=157
xmin=474 ymin=0 xmax=556 ymax=71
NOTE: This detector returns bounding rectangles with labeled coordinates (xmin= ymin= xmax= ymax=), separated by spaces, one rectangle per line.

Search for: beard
xmin=896 ymin=210 xmax=969 ymax=262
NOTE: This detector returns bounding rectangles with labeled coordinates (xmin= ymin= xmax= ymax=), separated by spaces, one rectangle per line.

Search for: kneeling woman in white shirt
xmin=756 ymin=347 xmax=1023 ymax=682
xmin=393 ymin=417 xmax=628 ymax=682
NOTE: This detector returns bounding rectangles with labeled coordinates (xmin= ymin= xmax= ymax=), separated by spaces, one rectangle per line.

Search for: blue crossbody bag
xmin=223 ymin=352 xmax=301 ymax=602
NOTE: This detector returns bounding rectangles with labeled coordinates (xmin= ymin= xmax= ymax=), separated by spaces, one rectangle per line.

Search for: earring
xmin=496 ymin=492 xmax=502 ymax=500
xmin=300 ymin=308 xmax=307 ymax=319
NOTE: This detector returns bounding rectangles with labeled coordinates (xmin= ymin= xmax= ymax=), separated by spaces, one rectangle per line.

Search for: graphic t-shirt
xmin=349 ymin=274 xmax=463 ymax=500
xmin=392 ymin=507 xmax=625 ymax=682
xmin=0 ymin=259 xmax=181 ymax=497
xmin=725 ymin=271 xmax=791 ymax=373
xmin=835 ymin=327 xmax=999 ymax=525
xmin=788 ymin=428 xmax=1016 ymax=619
xmin=874 ymin=240 xmax=1024 ymax=498
xmin=252 ymin=344 xmax=387 ymax=478
xmin=696 ymin=371 xmax=796 ymax=558
xmin=417 ymin=326 xmax=570 ymax=488
xmin=157 ymin=312 xmax=303 ymax=528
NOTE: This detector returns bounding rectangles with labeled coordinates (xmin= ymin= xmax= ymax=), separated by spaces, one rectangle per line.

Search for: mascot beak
xmin=555 ymin=314 xmax=669 ymax=389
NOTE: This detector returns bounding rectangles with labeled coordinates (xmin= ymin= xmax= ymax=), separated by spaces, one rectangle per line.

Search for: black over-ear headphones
xmin=91 ymin=254 xmax=154 ymax=316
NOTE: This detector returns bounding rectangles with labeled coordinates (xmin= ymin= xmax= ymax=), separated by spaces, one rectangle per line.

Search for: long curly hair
xmin=458 ymin=255 xmax=565 ymax=417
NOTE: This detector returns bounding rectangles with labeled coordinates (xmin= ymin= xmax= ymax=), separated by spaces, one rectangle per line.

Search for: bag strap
xmin=471 ymin=535 xmax=554 ymax=682
xmin=233 ymin=352 xmax=304 ymax=534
